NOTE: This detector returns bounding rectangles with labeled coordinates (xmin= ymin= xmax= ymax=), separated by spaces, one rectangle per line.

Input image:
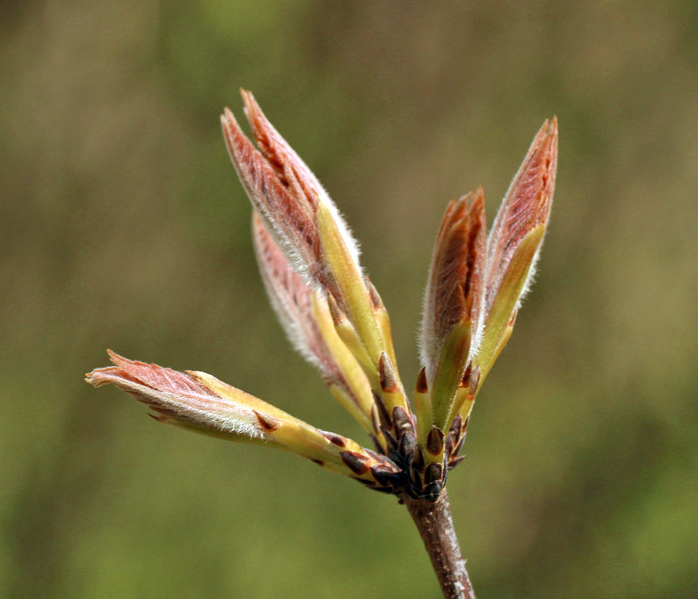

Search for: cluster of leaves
xmin=87 ymin=91 xmax=557 ymax=503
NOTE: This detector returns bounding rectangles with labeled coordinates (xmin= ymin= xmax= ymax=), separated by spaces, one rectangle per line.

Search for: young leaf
xmin=419 ymin=190 xmax=486 ymax=435
xmin=475 ymin=118 xmax=558 ymax=382
xmin=253 ymin=211 xmax=376 ymax=435
xmin=86 ymin=351 xmax=401 ymax=486
xmin=222 ymin=90 xmax=410 ymax=424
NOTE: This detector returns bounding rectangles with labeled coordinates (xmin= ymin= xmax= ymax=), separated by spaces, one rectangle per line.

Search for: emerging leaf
xmin=221 ymin=91 xmax=360 ymax=310
xmin=242 ymin=90 xmax=362 ymax=272
xmin=419 ymin=190 xmax=486 ymax=434
xmin=475 ymin=118 xmax=558 ymax=381
xmin=87 ymin=350 xmax=277 ymax=442
xmin=252 ymin=211 xmax=336 ymax=380
xmin=253 ymin=212 xmax=376 ymax=435
xmin=88 ymin=90 xmax=559 ymax=511
xmin=86 ymin=351 xmax=402 ymax=488
xmin=222 ymin=90 xmax=410 ymax=431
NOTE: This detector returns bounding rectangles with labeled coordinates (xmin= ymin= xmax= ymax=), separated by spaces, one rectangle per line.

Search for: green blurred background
xmin=2 ymin=1 xmax=698 ymax=597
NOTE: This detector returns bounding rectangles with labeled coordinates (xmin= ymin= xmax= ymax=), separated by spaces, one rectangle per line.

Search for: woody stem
xmin=403 ymin=489 xmax=475 ymax=599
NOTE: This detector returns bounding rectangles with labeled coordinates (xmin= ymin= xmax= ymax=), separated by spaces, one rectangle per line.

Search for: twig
xmin=404 ymin=490 xmax=475 ymax=599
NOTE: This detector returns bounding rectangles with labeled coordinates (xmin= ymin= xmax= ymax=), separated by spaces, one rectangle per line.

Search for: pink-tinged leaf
xmin=420 ymin=189 xmax=486 ymax=389
xmin=86 ymin=350 xmax=268 ymax=440
xmin=242 ymin=92 xmax=321 ymax=213
xmin=221 ymin=106 xmax=323 ymax=285
xmin=221 ymin=91 xmax=361 ymax=305
xmin=252 ymin=211 xmax=341 ymax=383
xmin=87 ymin=352 xmax=400 ymax=486
xmin=223 ymin=92 xmax=403 ymax=387
xmin=473 ymin=118 xmax=558 ymax=380
xmin=253 ymin=212 xmax=377 ymax=434
xmin=485 ymin=117 xmax=558 ymax=314
xmin=241 ymin=91 xmax=362 ymax=269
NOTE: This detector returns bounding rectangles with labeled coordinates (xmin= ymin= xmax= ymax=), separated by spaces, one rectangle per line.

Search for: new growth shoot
xmin=87 ymin=91 xmax=557 ymax=599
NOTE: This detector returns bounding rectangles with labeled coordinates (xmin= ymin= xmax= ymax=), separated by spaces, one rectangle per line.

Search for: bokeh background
xmin=2 ymin=1 xmax=698 ymax=597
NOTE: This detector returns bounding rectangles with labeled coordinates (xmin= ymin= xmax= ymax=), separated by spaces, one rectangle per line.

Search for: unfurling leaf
xmin=417 ymin=118 xmax=557 ymax=452
xmin=252 ymin=212 xmax=376 ymax=435
xmin=220 ymin=92 xmax=360 ymax=312
xmin=88 ymin=90 xmax=558 ymax=509
xmin=419 ymin=189 xmax=486 ymax=437
xmin=476 ymin=117 xmax=558 ymax=382
xmin=222 ymin=90 xmax=410 ymax=437
xmin=86 ymin=351 xmax=402 ymax=488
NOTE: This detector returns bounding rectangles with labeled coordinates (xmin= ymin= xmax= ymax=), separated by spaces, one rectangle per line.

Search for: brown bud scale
xmin=254 ymin=410 xmax=281 ymax=431
xmin=415 ymin=367 xmax=428 ymax=394
xmin=426 ymin=427 xmax=445 ymax=456
xmin=340 ymin=450 xmax=370 ymax=475
xmin=321 ymin=431 xmax=348 ymax=447
xmin=378 ymin=353 xmax=400 ymax=393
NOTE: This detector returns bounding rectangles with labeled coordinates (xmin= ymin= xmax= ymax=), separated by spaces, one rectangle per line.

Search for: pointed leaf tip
xmin=419 ymin=189 xmax=486 ymax=432
xmin=87 ymin=352 xmax=270 ymax=440
xmin=475 ymin=118 xmax=558 ymax=380
xmin=485 ymin=117 xmax=557 ymax=305
xmin=88 ymin=352 xmax=397 ymax=485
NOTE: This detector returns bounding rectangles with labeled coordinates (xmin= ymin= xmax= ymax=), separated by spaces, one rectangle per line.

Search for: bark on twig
xmin=404 ymin=490 xmax=475 ymax=599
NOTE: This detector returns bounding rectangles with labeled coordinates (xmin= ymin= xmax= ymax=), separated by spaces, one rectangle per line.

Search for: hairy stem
xmin=404 ymin=490 xmax=475 ymax=599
